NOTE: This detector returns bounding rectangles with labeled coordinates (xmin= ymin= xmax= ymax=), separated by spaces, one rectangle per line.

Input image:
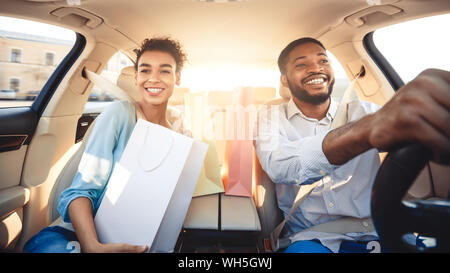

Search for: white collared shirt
xmin=254 ymin=98 xmax=381 ymax=252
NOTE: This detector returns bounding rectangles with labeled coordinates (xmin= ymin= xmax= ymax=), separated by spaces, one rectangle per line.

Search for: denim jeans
xmin=23 ymin=226 xmax=80 ymax=253
xmin=284 ymin=239 xmax=381 ymax=253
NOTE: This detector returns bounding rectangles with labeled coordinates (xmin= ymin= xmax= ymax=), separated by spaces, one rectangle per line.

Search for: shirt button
xmin=319 ymin=170 xmax=326 ymax=176
xmin=328 ymin=202 xmax=334 ymax=208
xmin=295 ymin=179 xmax=300 ymax=183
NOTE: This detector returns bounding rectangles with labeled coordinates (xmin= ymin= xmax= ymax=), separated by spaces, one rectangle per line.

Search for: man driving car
xmin=254 ymin=37 xmax=450 ymax=253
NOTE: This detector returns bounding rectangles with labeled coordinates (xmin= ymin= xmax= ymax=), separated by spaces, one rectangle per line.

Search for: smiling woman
xmin=22 ymin=36 xmax=192 ymax=253
xmin=135 ymin=50 xmax=179 ymax=117
xmin=133 ymin=38 xmax=186 ymax=125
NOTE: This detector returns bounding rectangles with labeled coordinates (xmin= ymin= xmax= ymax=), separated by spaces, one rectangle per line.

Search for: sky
xmin=0 ymin=16 xmax=76 ymax=42
xmin=373 ymin=13 xmax=450 ymax=83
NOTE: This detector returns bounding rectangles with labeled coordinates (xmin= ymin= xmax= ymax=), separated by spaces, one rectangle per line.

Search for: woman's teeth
xmin=146 ymin=88 xmax=163 ymax=93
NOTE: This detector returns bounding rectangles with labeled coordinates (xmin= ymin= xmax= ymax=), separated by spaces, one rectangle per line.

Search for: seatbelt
xmin=267 ymin=67 xmax=374 ymax=252
xmin=268 ymin=180 xmax=321 ymax=251
xmin=330 ymin=66 xmax=365 ymax=130
xmin=83 ymin=68 xmax=146 ymax=120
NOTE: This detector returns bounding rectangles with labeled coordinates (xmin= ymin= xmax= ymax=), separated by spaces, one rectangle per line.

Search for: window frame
xmin=44 ymin=51 xmax=56 ymax=66
xmin=31 ymin=33 xmax=86 ymax=116
xmin=363 ymin=32 xmax=404 ymax=92
xmin=8 ymin=77 xmax=20 ymax=92
xmin=10 ymin=47 xmax=22 ymax=63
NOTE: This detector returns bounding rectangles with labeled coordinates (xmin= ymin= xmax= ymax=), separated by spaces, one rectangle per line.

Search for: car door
xmin=367 ymin=13 xmax=450 ymax=201
xmin=0 ymin=16 xmax=83 ymax=251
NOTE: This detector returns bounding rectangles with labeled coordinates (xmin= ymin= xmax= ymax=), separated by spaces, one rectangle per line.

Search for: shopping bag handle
xmin=138 ymin=122 xmax=175 ymax=172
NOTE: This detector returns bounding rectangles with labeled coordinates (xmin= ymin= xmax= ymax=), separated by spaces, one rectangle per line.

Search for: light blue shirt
xmin=57 ymin=101 xmax=138 ymax=222
xmin=255 ymin=98 xmax=381 ymax=252
xmin=57 ymin=100 xmax=187 ymax=223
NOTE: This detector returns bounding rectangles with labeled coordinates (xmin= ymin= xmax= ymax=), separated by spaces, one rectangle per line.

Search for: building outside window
xmin=10 ymin=48 xmax=22 ymax=63
xmin=9 ymin=78 xmax=20 ymax=92
xmin=45 ymin=52 xmax=55 ymax=66
xmin=0 ymin=16 xmax=76 ymax=107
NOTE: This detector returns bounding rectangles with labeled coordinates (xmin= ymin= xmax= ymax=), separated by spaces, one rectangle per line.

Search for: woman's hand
xmin=68 ymin=197 xmax=148 ymax=253
xmin=84 ymin=242 xmax=148 ymax=253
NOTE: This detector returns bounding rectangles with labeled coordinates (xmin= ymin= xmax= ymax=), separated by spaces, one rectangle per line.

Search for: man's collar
xmin=327 ymin=98 xmax=337 ymax=121
xmin=287 ymin=98 xmax=337 ymax=122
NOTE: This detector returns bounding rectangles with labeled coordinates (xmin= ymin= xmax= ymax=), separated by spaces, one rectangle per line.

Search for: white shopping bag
xmin=94 ymin=119 xmax=208 ymax=252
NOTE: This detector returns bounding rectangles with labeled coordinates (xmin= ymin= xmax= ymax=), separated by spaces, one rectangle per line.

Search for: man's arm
xmin=255 ymin=106 xmax=337 ymax=184
xmin=323 ymin=69 xmax=450 ymax=165
xmin=322 ymin=114 xmax=374 ymax=165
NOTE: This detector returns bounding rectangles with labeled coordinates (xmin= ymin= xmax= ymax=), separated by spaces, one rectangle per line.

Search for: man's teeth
xmin=306 ymin=78 xmax=325 ymax=85
xmin=146 ymin=88 xmax=163 ymax=93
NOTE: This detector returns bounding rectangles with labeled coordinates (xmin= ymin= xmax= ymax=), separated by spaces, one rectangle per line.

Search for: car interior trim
xmin=363 ymin=31 xmax=404 ymax=91
xmin=31 ymin=33 xmax=87 ymax=117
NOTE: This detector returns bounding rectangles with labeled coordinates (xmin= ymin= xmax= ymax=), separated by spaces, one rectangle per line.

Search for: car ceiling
xmin=2 ymin=0 xmax=450 ymax=70
xmin=74 ymin=0 xmax=370 ymax=68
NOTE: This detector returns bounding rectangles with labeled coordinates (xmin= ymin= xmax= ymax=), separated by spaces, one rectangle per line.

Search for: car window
xmin=373 ymin=13 xmax=450 ymax=84
xmin=327 ymin=51 xmax=351 ymax=101
xmin=83 ymin=51 xmax=133 ymax=111
xmin=0 ymin=16 xmax=76 ymax=108
xmin=91 ymin=51 xmax=133 ymax=102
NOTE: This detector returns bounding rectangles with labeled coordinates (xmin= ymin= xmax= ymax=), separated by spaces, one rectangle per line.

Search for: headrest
xmin=116 ymin=66 xmax=190 ymax=106
xmin=208 ymin=91 xmax=233 ymax=107
xmin=252 ymin=87 xmax=276 ymax=105
xmin=117 ymin=66 xmax=141 ymax=102
xmin=261 ymin=83 xmax=290 ymax=106
xmin=169 ymin=87 xmax=189 ymax=105
xmin=279 ymin=82 xmax=291 ymax=99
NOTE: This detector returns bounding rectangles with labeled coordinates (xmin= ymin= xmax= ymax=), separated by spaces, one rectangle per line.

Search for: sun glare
xmin=180 ymin=66 xmax=281 ymax=93
xmin=0 ymin=16 xmax=76 ymax=42
xmin=179 ymin=50 xmax=348 ymax=93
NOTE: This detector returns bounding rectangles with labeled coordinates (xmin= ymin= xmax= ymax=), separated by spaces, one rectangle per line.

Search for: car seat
xmin=252 ymin=83 xmax=290 ymax=249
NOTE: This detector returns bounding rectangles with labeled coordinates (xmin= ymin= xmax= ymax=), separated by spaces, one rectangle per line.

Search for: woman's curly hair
xmin=133 ymin=37 xmax=187 ymax=72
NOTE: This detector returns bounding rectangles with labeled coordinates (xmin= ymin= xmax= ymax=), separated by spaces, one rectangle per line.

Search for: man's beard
xmin=287 ymin=77 xmax=335 ymax=105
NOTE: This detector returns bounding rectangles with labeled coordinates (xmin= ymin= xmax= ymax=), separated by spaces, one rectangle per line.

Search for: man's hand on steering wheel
xmin=367 ymin=69 xmax=450 ymax=165
xmin=323 ymin=69 xmax=449 ymax=166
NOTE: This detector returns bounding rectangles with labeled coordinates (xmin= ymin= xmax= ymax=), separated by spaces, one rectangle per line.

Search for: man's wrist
xmin=352 ymin=113 xmax=374 ymax=150
xmin=323 ymin=114 xmax=374 ymax=165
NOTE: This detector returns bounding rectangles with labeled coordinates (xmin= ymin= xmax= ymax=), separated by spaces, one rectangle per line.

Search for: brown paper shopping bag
xmin=184 ymin=92 xmax=224 ymax=197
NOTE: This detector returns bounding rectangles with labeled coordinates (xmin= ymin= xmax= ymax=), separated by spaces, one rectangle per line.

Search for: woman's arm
xmin=59 ymin=102 xmax=147 ymax=253
xmin=68 ymin=197 xmax=148 ymax=253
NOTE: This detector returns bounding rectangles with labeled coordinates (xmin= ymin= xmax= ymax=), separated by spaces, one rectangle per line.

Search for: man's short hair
xmin=277 ymin=37 xmax=326 ymax=74
xmin=133 ymin=37 xmax=187 ymax=72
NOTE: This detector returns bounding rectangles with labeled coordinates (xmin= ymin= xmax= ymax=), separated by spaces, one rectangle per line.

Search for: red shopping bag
xmin=222 ymin=87 xmax=257 ymax=197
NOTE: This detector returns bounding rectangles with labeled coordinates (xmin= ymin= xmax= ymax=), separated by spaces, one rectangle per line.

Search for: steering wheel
xmin=371 ymin=144 xmax=450 ymax=252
